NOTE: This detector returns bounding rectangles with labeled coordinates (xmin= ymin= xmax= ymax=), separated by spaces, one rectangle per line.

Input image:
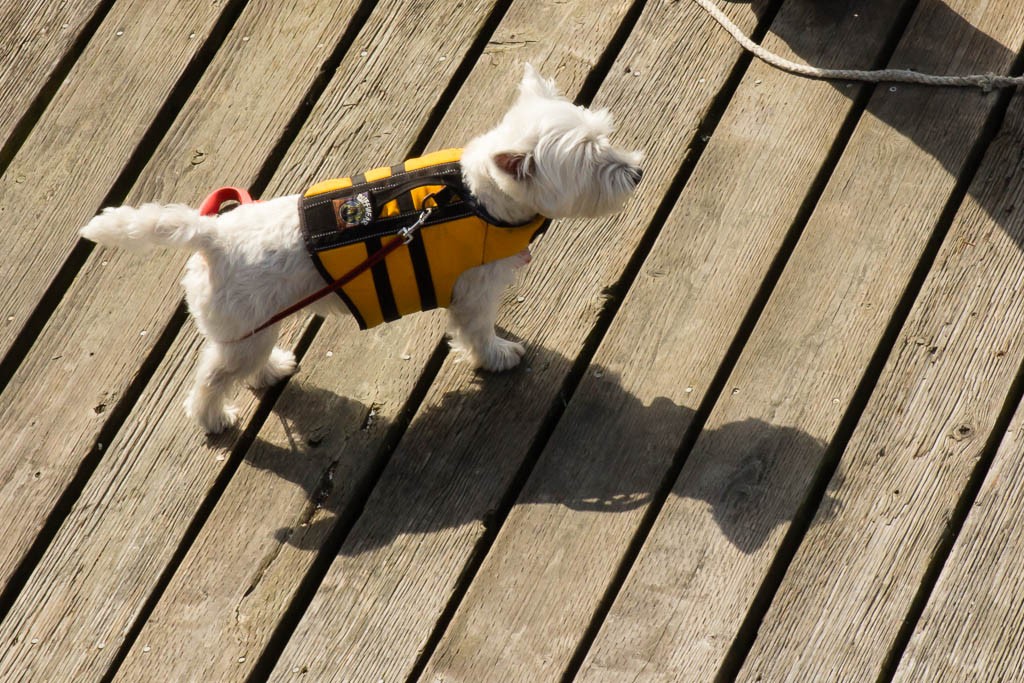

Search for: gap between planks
xmin=260 ymin=2 xmax=778 ymax=679
xmin=0 ymin=0 xmax=528 ymax=679
xmin=569 ymin=1 xmax=1024 ymax=679
xmin=0 ymin=0 xmax=249 ymax=394
xmin=417 ymin=0 xmax=919 ymax=680
xmin=0 ymin=0 xmax=116 ymax=174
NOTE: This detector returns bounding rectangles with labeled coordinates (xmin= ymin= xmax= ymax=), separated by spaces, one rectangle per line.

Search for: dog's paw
xmin=184 ymin=392 xmax=240 ymax=434
xmin=204 ymin=404 xmax=240 ymax=434
xmin=248 ymin=347 xmax=298 ymax=389
xmin=479 ymin=337 xmax=526 ymax=372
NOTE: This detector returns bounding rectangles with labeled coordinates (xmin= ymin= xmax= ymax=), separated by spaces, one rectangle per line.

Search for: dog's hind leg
xmin=185 ymin=330 xmax=279 ymax=433
xmin=247 ymin=346 xmax=297 ymax=389
xmin=448 ymin=250 xmax=530 ymax=372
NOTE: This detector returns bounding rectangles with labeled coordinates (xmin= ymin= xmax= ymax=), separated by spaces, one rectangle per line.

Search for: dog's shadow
xmin=243 ymin=341 xmax=840 ymax=557
xmin=726 ymin=0 xmax=1022 ymax=241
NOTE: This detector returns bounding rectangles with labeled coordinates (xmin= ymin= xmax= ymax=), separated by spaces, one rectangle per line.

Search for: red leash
xmin=197 ymin=186 xmax=432 ymax=343
xmin=231 ymin=229 xmax=420 ymax=341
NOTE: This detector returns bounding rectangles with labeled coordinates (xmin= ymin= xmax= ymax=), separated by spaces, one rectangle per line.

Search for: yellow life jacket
xmin=300 ymin=148 xmax=546 ymax=329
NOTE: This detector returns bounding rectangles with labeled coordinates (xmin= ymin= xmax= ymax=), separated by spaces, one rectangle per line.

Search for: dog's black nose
xmin=628 ymin=166 xmax=644 ymax=186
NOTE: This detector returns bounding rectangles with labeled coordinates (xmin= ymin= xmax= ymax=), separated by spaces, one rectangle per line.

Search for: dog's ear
xmin=519 ymin=63 xmax=562 ymax=101
xmin=493 ymin=152 xmax=533 ymax=180
xmin=616 ymin=150 xmax=645 ymax=187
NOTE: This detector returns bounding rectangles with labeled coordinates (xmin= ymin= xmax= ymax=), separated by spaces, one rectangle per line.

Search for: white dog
xmin=81 ymin=65 xmax=643 ymax=433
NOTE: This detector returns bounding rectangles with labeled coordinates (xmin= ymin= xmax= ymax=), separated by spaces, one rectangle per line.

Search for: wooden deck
xmin=2 ymin=0 xmax=1024 ymax=680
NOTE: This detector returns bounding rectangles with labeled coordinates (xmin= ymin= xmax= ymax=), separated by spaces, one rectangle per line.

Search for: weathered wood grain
xmin=110 ymin=317 xmax=432 ymax=683
xmin=6 ymin=0 xmax=1018 ymax=680
xmin=114 ymin=2 xmax=642 ymax=681
xmin=738 ymin=86 xmax=1024 ymax=682
xmin=899 ymin=412 xmax=1024 ymax=683
xmin=0 ymin=0 xmax=239 ymax=361
xmin=893 ymin=356 xmax=1024 ymax=680
xmin=574 ymin=0 xmax=1024 ymax=680
xmin=0 ymin=0 xmax=366 ymax=620
xmin=0 ymin=319 xmax=301 ymax=681
xmin=264 ymin=2 xmax=776 ymax=681
xmin=0 ymin=0 xmax=517 ymax=681
xmin=416 ymin=0 xmax=920 ymax=679
xmin=0 ymin=0 xmax=108 ymax=148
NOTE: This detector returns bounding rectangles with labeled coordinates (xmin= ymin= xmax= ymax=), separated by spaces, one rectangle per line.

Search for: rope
xmin=692 ymin=0 xmax=1024 ymax=92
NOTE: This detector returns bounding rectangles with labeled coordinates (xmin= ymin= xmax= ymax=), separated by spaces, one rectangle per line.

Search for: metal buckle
xmin=399 ymin=206 xmax=433 ymax=244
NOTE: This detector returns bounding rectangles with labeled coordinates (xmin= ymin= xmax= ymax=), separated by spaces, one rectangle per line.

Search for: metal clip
xmin=398 ymin=206 xmax=433 ymax=244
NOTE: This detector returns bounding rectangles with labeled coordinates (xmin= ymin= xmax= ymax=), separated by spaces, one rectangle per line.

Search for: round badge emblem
xmin=338 ymin=192 xmax=373 ymax=228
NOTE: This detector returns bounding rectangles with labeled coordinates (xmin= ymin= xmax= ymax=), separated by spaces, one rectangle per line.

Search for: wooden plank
xmin=0 ymin=0 xmax=516 ymax=680
xmin=0 ymin=0 xmax=365 ymax=615
xmin=572 ymin=1 xmax=1024 ymax=680
xmin=112 ymin=2 xmax=644 ymax=681
xmin=0 ymin=0 xmax=255 ymax=596
xmin=893 ymin=358 xmax=1024 ymax=679
xmin=108 ymin=319 xmax=431 ymax=682
xmin=0 ymin=0 xmax=108 ymax=148
xmin=264 ymin=2 xmax=776 ymax=681
xmin=0 ymin=321 xmax=297 ymax=681
xmin=0 ymin=0 xmax=239 ymax=361
xmin=738 ymin=88 xmax=1024 ymax=681
xmin=416 ymin=0 xmax=921 ymax=679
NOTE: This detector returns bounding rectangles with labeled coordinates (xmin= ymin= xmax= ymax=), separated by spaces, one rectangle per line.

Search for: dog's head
xmin=467 ymin=64 xmax=644 ymax=220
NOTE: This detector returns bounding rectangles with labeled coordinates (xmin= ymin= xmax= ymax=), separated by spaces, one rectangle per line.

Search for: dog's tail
xmin=80 ymin=203 xmax=216 ymax=252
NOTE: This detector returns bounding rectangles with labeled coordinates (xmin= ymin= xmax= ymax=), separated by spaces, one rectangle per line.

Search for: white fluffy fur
xmin=80 ymin=65 xmax=643 ymax=433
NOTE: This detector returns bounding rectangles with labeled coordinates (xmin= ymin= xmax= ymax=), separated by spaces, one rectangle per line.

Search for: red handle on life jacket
xmin=198 ymin=186 xmax=255 ymax=216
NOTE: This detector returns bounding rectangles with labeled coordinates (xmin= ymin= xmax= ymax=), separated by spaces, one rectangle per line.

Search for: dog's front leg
xmin=448 ymin=249 xmax=530 ymax=372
